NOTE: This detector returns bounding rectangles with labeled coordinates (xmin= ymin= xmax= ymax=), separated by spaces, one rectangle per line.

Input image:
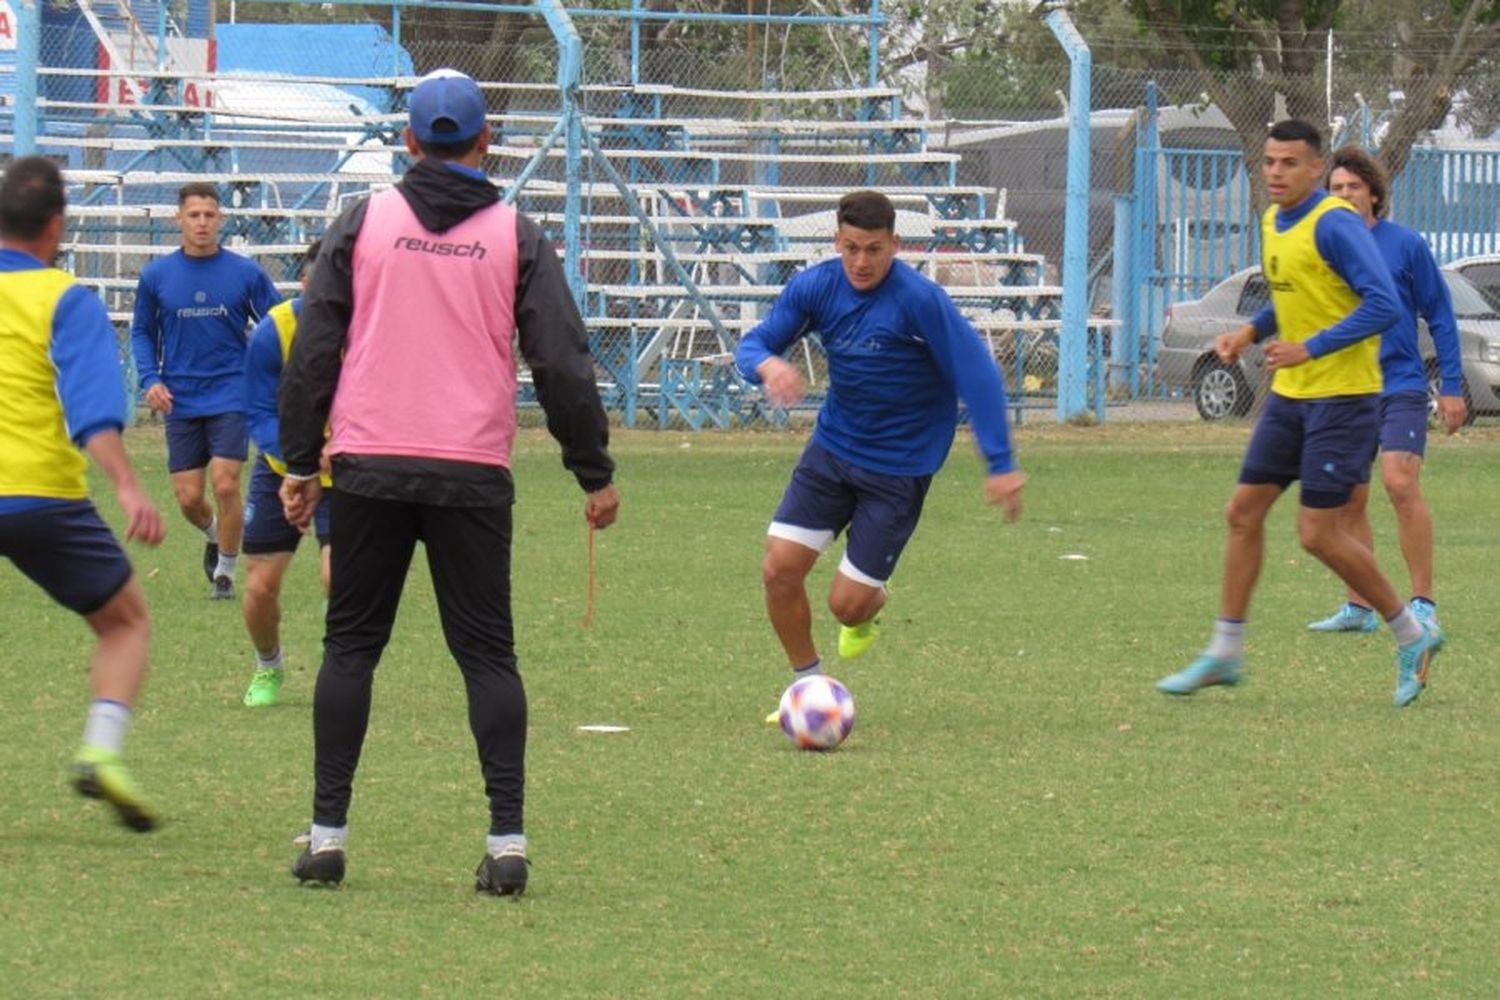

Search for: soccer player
xmin=238 ymin=240 xmax=331 ymax=708
xmin=0 ymin=156 xmax=167 ymax=830
xmin=278 ymin=69 xmax=619 ymax=894
xmin=130 ymin=182 xmax=280 ymax=600
xmin=1306 ymin=146 xmax=1465 ymax=634
xmin=734 ymin=189 xmax=1026 ymax=721
xmin=1157 ymin=120 xmax=1442 ymax=708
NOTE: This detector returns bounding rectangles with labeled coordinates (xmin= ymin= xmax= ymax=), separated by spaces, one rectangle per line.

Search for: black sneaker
xmin=210 ymin=575 xmax=235 ymax=601
xmin=202 ymin=540 xmax=218 ymax=583
xmin=474 ymin=844 xmax=529 ymax=897
xmin=292 ymin=839 xmax=346 ymax=886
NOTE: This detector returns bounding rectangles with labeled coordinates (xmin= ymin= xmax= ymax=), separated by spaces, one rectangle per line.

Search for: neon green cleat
xmin=243 ymin=668 xmax=284 ymax=707
xmin=74 ymin=745 xmax=157 ymax=832
xmin=764 ymin=709 xmax=781 ymax=725
xmin=837 ymin=619 xmax=880 ymax=660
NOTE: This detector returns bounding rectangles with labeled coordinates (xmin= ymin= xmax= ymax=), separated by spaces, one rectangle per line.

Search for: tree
xmin=1121 ymin=0 xmax=1500 ymax=180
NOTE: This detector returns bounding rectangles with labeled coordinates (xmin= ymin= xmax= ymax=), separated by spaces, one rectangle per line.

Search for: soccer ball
xmin=777 ymin=675 xmax=855 ymax=750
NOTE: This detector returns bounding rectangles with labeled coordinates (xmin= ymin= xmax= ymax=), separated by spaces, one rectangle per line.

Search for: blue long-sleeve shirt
xmin=735 ymin=257 xmax=1016 ymax=476
xmin=243 ymin=298 xmax=298 ymax=463
xmin=1251 ymin=191 xmax=1400 ymax=359
xmin=1369 ymin=220 xmax=1463 ymax=396
xmin=129 ymin=248 xmax=280 ymax=418
xmin=0 ymin=249 xmax=128 ymax=515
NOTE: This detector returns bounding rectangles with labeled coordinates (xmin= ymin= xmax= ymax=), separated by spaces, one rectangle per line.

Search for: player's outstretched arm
xmin=84 ymin=430 xmax=165 ymax=546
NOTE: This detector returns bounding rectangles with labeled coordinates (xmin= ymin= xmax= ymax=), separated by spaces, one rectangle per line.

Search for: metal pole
xmin=536 ymin=0 xmax=586 ymax=310
xmin=1044 ymin=8 xmax=1091 ymax=423
xmin=15 ymin=0 xmax=40 ymax=155
xmin=630 ymin=0 xmax=641 ymax=86
xmin=867 ymin=0 xmax=880 ymax=88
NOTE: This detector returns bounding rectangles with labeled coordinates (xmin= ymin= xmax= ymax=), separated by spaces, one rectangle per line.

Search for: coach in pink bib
xmin=277 ymin=68 xmax=620 ymax=895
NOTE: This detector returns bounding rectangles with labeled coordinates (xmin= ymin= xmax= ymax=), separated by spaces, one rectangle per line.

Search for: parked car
xmin=1448 ymin=253 xmax=1500 ymax=308
xmin=1158 ymin=266 xmax=1500 ymax=421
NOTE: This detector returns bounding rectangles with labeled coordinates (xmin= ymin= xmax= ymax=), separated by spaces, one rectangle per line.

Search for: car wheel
xmin=1426 ymin=362 xmax=1477 ymax=426
xmin=1193 ymin=359 xmax=1252 ymax=421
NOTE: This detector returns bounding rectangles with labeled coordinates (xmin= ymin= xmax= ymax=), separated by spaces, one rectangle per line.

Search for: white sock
xmin=256 ymin=647 xmax=284 ymax=670
xmin=793 ymin=659 xmax=822 ymax=678
xmin=309 ymin=823 xmax=346 ymax=851
xmin=1208 ymin=618 xmax=1245 ymax=660
xmin=215 ymin=553 xmax=238 ymax=580
xmin=1388 ymin=607 xmax=1423 ymax=646
xmin=82 ymin=699 xmax=132 ymax=754
xmin=202 ymin=516 xmax=218 ymax=541
xmin=487 ymin=833 xmax=526 ymax=857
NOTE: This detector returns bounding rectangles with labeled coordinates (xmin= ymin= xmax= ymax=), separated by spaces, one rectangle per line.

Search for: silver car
xmin=1158 ymin=266 xmax=1500 ymax=421
xmin=1449 ymin=253 xmax=1500 ymax=306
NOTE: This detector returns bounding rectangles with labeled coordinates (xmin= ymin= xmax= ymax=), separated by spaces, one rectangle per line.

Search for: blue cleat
xmin=1157 ymin=653 xmax=1244 ymax=696
xmin=1394 ymin=623 xmax=1444 ymax=708
xmin=1307 ymin=603 xmax=1380 ymax=633
xmin=1410 ymin=599 xmax=1438 ymax=628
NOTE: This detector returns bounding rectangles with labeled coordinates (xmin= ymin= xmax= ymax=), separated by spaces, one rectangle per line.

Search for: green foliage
xmin=4 ymin=424 xmax=1500 ymax=995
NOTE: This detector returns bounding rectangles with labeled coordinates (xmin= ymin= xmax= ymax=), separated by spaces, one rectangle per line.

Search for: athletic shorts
xmin=1378 ymin=391 xmax=1429 ymax=459
xmin=165 ymin=412 xmax=248 ymax=473
xmin=242 ymin=457 xmax=330 ymax=555
xmin=0 ymin=501 xmax=132 ymax=614
xmin=769 ymin=439 xmax=932 ymax=587
xmin=1239 ymin=392 xmax=1380 ymax=508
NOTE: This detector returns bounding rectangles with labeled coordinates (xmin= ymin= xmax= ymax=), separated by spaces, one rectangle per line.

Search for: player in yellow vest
xmin=0 ymin=157 xmax=167 ymax=830
xmin=239 ymin=241 xmax=331 ymax=707
xmin=1157 ymin=120 xmax=1444 ymax=708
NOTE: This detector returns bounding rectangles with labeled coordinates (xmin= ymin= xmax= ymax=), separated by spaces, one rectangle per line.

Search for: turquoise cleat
xmin=1307 ymin=603 xmax=1379 ymax=633
xmin=1409 ymin=599 xmax=1438 ymax=628
xmin=1394 ymin=623 xmax=1444 ymax=708
xmin=1157 ymin=653 xmax=1244 ymax=696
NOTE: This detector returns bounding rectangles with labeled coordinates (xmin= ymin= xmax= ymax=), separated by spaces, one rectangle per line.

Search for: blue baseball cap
xmin=408 ymin=69 xmax=487 ymax=143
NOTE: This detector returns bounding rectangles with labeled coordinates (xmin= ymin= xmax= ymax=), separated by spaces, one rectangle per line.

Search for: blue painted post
xmin=630 ymin=0 xmax=641 ymax=86
xmin=1111 ymin=196 xmax=1133 ymax=396
xmin=537 ymin=0 xmax=586 ymax=311
xmin=14 ymin=0 xmax=39 ymax=155
xmin=868 ymin=0 xmax=881 ymax=88
xmin=1134 ymin=82 xmax=1158 ymax=395
xmin=392 ymin=5 xmax=402 ymax=78
xmin=1044 ymin=9 xmax=1091 ymax=422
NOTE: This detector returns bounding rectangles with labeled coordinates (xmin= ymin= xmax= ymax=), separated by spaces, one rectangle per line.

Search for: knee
xmin=762 ymin=553 xmax=806 ymax=596
xmin=827 ymin=590 xmax=879 ymax=626
xmin=1224 ymin=498 xmax=1263 ymax=535
xmin=243 ymin=572 xmax=281 ymax=610
xmin=1383 ymin=475 xmax=1422 ymax=512
xmin=211 ymin=478 xmax=241 ymax=508
xmin=1297 ymin=517 xmax=1336 ymax=559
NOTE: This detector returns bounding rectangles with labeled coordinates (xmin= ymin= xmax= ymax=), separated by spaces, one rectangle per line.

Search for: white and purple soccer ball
xmin=777 ymin=675 xmax=855 ymax=750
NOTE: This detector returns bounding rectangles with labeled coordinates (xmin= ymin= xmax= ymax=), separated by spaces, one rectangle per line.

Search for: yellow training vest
xmin=1261 ymin=196 xmax=1382 ymax=399
xmin=0 ymin=269 xmax=92 ymax=498
xmin=262 ymin=299 xmax=332 ymax=487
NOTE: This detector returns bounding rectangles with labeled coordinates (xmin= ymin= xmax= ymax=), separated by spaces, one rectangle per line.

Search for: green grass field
xmin=3 ymin=422 xmax=1497 ymax=997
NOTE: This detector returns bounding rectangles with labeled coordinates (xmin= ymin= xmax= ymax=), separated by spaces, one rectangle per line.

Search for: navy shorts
xmin=1240 ymin=392 xmax=1380 ymax=508
xmin=0 ymin=501 xmax=132 ymax=614
xmin=1378 ymin=391 xmax=1429 ymax=459
xmin=769 ymin=440 xmax=932 ymax=586
xmin=242 ymin=457 xmax=330 ymax=555
xmin=165 ymin=412 xmax=249 ymax=473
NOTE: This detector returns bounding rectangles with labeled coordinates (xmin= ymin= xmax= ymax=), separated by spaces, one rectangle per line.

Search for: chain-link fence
xmin=4 ymin=2 xmax=1498 ymax=425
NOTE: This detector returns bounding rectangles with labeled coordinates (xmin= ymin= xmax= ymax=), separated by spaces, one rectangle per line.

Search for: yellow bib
xmin=1261 ymin=197 xmax=1382 ymax=398
xmin=0 ymin=269 xmax=92 ymax=499
xmin=262 ymin=299 xmax=332 ymax=487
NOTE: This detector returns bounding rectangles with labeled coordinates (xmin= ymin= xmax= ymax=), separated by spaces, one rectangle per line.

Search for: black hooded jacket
xmin=279 ymin=157 xmax=613 ymax=506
